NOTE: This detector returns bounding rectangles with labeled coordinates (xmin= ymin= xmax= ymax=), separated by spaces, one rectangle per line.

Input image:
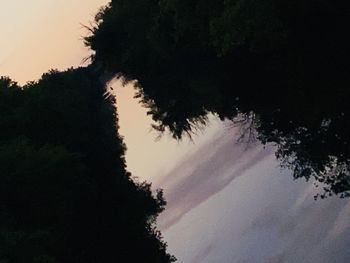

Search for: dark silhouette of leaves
xmin=85 ymin=0 xmax=350 ymax=197
xmin=0 ymin=69 xmax=175 ymax=262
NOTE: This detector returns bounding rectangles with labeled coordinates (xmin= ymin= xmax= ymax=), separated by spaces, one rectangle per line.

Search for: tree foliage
xmin=85 ymin=0 xmax=350 ymax=197
xmin=0 ymin=70 xmax=175 ymax=262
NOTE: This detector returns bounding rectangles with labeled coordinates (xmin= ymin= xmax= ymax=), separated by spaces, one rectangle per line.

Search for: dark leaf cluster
xmin=85 ymin=0 xmax=350 ymax=197
xmin=0 ymin=69 xmax=175 ymax=262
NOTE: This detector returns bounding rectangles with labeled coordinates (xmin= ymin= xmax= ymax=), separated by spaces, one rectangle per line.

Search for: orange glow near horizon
xmin=0 ymin=0 xmax=109 ymax=84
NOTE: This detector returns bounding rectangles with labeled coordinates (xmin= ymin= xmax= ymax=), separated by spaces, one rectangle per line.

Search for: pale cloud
xmin=158 ymin=127 xmax=274 ymax=230
xmin=159 ymin=128 xmax=350 ymax=263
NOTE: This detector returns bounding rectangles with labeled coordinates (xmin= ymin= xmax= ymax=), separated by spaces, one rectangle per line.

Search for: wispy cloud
xmin=159 ymin=126 xmax=350 ymax=263
xmin=158 ymin=127 xmax=274 ymax=230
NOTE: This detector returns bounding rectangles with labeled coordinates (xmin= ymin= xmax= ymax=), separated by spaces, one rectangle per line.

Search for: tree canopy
xmin=85 ymin=0 xmax=350 ymax=197
xmin=1 ymin=0 xmax=349 ymax=261
xmin=0 ymin=70 xmax=175 ymax=262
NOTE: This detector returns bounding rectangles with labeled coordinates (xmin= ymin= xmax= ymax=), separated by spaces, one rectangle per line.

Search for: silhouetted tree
xmin=0 ymin=70 xmax=175 ymax=262
xmin=85 ymin=0 xmax=350 ymax=197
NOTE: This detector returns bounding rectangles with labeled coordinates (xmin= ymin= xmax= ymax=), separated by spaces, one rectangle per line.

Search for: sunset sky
xmin=0 ymin=0 xmax=108 ymax=84
xmin=2 ymin=2 xmax=350 ymax=262
xmin=0 ymin=0 xmax=218 ymax=183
